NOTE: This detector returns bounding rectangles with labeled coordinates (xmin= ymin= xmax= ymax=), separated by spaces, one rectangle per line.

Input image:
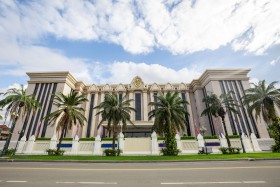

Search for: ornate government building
xmin=13 ymin=69 xmax=270 ymax=141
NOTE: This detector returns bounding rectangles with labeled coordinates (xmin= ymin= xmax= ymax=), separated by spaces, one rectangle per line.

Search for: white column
xmin=49 ymin=135 xmax=57 ymax=149
xmin=24 ymin=135 xmax=35 ymax=154
xmin=220 ymin=134 xmax=228 ymax=147
xmin=98 ymin=93 xmax=105 ymax=124
xmin=91 ymin=93 xmax=99 ymax=137
xmin=241 ymin=133 xmax=253 ymax=152
xmin=197 ymin=134 xmax=205 ymax=149
xmin=250 ymin=133 xmax=262 ymax=152
xmin=118 ymin=132 xmax=124 ymax=150
xmin=176 ymin=134 xmax=182 ymax=152
xmin=16 ymin=136 xmax=26 ymax=154
xmin=186 ymin=92 xmax=195 ymax=136
xmin=82 ymin=93 xmax=91 ymax=137
xmin=71 ymin=135 xmax=79 ymax=155
xmin=150 ymin=92 xmax=154 ymax=121
xmin=129 ymin=91 xmax=135 ymax=121
xmin=93 ymin=135 xmax=102 ymax=155
xmin=143 ymin=91 xmax=148 ymax=121
xmin=151 ymin=131 xmax=159 ymax=155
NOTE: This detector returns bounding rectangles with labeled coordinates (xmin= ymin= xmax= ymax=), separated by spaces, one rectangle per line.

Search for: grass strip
xmin=6 ymin=153 xmax=280 ymax=161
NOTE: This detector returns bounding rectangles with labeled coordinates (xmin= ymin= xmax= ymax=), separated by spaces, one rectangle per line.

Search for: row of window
xmin=86 ymin=92 xmax=190 ymax=137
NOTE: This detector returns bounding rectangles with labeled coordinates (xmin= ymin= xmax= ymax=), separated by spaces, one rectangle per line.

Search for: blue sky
xmin=0 ymin=0 xmax=279 ymax=92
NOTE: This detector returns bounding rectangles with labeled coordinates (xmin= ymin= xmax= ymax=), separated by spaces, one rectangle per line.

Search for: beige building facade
xmin=12 ymin=69 xmax=270 ymax=141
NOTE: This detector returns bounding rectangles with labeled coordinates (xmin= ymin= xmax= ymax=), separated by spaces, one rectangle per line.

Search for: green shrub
xmin=219 ymin=147 xmax=228 ymax=154
xmin=271 ymin=144 xmax=280 ymax=153
xmin=46 ymin=149 xmax=65 ymax=156
xmin=102 ymin=138 xmax=118 ymax=141
xmin=36 ymin=138 xmax=51 ymax=141
xmin=103 ymin=149 xmax=122 ymax=156
xmin=219 ymin=147 xmax=241 ymax=154
xmin=79 ymin=138 xmax=95 ymax=141
xmin=5 ymin=148 xmax=15 ymax=156
xmin=268 ymin=118 xmax=280 ymax=152
xmin=228 ymin=135 xmax=240 ymax=139
xmin=157 ymin=137 xmax=165 ymax=140
xmin=160 ymin=148 xmax=180 ymax=156
xmin=204 ymin=135 xmax=218 ymax=139
xmin=181 ymin=136 xmax=196 ymax=140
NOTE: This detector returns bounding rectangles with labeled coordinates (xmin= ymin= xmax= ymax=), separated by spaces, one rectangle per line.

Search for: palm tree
xmin=201 ymin=92 xmax=239 ymax=148
xmin=0 ymin=85 xmax=41 ymax=156
xmin=44 ymin=91 xmax=88 ymax=152
xmin=94 ymin=94 xmax=135 ymax=152
xmin=243 ymin=80 xmax=280 ymax=124
xmin=148 ymin=91 xmax=189 ymax=156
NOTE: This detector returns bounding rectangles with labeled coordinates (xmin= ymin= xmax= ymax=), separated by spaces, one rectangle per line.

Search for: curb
xmin=1 ymin=158 xmax=280 ymax=163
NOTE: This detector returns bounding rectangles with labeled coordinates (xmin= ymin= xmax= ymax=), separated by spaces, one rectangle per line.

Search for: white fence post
xmin=197 ymin=134 xmax=205 ymax=149
xmin=16 ymin=135 xmax=26 ymax=154
xmin=49 ymin=135 xmax=57 ymax=149
xmin=250 ymin=133 xmax=262 ymax=152
xmin=118 ymin=132 xmax=124 ymax=151
xmin=242 ymin=133 xmax=253 ymax=152
xmin=24 ymin=135 xmax=35 ymax=154
xmin=71 ymin=135 xmax=79 ymax=155
xmin=151 ymin=131 xmax=159 ymax=155
xmin=93 ymin=135 xmax=102 ymax=155
xmin=176 ymin=134 xmax=182 ymax=152
xmin=220 ymin=134 xmax=228 ymax=147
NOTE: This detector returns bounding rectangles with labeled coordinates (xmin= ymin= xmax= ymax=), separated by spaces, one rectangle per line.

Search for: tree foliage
xmin=243 ymin=80 xmax=280 ymax=123
xmin=148 ymin=91 xmax=189 ymax=156
xmin=0 ymin=85 xmax=41 ymax=118
xmin=201 ymin=92 xmax=239 ymax=148
xmin=268 ymin=117 xmax=280 ymax=152
xmin=0 ymin=85 xmax=41 ymax=155
xmin=44 ymin=91 xmax=88 ymax=152
xmin=94 ymin=94 xmax=135 ymax=152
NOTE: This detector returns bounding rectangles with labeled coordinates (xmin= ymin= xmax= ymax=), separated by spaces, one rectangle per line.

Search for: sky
xmin=0 ymin=0 xmax=279 ymax=107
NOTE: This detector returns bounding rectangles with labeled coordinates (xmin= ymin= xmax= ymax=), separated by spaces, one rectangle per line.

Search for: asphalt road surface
xmin=0 ymin=160 xmax=280 ymax=187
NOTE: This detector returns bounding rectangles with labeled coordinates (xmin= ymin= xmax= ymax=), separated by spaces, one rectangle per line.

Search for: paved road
xmin=0 ymin=160 xmax=280 ymax=186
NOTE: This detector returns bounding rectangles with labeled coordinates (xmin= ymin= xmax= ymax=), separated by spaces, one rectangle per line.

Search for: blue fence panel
xmin=205 ymin=142 xmax=220 ymax=146
xmin=101 ymin=143 xmax=117 ymax=148
xmin=158 ymin=143 xmax=165 ymax=148
xmin=57 ymin=144 xmax=72 ymax=148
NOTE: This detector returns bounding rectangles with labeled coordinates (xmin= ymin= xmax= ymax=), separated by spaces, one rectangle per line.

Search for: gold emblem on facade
xmin=134 ymin=78 xmax=142 ymax=88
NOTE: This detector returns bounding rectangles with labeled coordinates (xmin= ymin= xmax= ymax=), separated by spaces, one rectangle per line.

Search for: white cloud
xmin=1 ymin=0 xmax=279 ymax=55
xmin=95 ymin=61 xmax=201 ymax=84
xmin=0 ymin=41 xmax=93 ymax=83
xmin=249 ymin=77 xmax=259 ymax=85
xmin=269 ymin=56 xmax=280 ymax=66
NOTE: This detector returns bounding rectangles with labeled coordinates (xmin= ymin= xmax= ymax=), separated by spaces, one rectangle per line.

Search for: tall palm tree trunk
xmin=112 ymin=125 xmax=117 ymax=151
xmin=221 ymin=116 xmax=231 ymax=148
xmin=57 ymin=124 xmax=67 ymax=152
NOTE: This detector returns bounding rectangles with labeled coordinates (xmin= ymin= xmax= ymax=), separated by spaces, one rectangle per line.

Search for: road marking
xmin=243 ymin=181 xmax=266 ymax=183
xmin=0 ymin=166 xmax=279 ymax=171
xmin=78 ymin=182 xmax=117 ymax=184
xmin=6 ymin=181 xmax=27 ymax=183
xmin=56 ymin=182 xmax=117 ymax=184
xmin=161 ymin=181 xmax=266 ymax=185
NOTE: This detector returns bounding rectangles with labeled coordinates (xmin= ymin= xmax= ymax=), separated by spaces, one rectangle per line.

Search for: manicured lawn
xmin=5 ymin=153 xmax=280 ymax=161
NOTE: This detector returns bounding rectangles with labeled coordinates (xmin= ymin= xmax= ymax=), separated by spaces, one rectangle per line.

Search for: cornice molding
xmin=27 ymin=71 xmax=78 ymax=90
xmin=189 ymin=69 xmax=251 ymax=92
xmin=27 ymin=69 xmax=250 ymax=93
